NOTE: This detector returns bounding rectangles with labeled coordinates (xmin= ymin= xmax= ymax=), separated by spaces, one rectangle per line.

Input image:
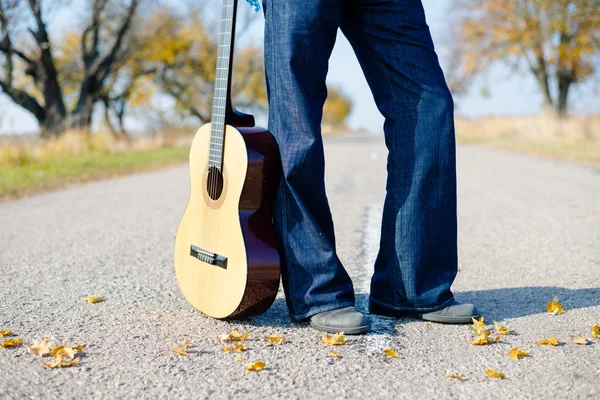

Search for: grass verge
xmin=0 ymin=145 xmax=189 ymax=201
xmin=456 ymin=134 xmax=600 ymax=165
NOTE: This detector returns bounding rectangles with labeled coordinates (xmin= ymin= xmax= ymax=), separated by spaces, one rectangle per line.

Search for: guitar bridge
xmin=190 ymin=245 xmax=228 ymax=269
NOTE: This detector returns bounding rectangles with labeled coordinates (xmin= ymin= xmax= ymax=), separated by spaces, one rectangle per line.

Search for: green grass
xmin=0 ymin=146 xmax=189 ymax=200
xmin=456 ymin=134 xmax=600 ymax=165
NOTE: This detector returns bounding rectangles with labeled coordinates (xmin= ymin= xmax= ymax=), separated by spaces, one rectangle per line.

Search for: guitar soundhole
xmin=206 ymin=166 xmax=224 ymax=201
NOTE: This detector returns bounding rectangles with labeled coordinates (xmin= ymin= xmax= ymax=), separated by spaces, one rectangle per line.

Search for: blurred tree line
xmin=449 ymin=0 xmax=599 ymax=118
xmin=0 ymin=0 xmax=352 ymax=138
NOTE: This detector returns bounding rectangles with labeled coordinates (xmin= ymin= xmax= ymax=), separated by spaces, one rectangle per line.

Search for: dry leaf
xmin=509 ymin=347 xmax=530 ymax=359
xmin=73 ymin=344 xmax=87 ymax=351
xmin=0 ymin=330 xmax=12 ymax=338
xmin=172 ymin=346 xmax=188 ymax=356
xmin=218 ymin=330 xmax=249 ymax=342
xmin=469 ymin=316 xmax=489 ymax=336
xmin=573 ymin=337 xmax=591 ymax=345
xmin=446 ymin=371 xmax=466 ymax=381
xmin=43 ymin=358 xmax=79 ymax=368
xmin=27 ymin=338 xmax=53 ymax=357
xmin=233 ymin=341 xmax=247 ymax=352
xmin=592 ymin=325 xmax=599 ymax=339
xmin=537 ymin=338 xmax=560 ymax=346
xmin=235 ymin=357 xmax=243 ymax=363
xmin=546 ymin=297 xmax=565 ymax=315
xmin=222 ymin=346 xmax=234 ymax=353
xmin=51 ymin=345 xmax=79 ymax=361
xmin=83 ymin=296 xmax=104 ymax=304
xmin=494 ymin=321 xmax=513 ymax=335
xmin=322 ymin=332 xmax=347 ymax=346
xmin=327 ymin=350 xmax=341 ymax=359
xmin=485 ymin=369 xmax=506 ymax=379
xmin=265 ymin=335 xmax=285 ymax=345
xmin=2 ymin=338 xmax=22 ymax=348
xmin=470 ymin=331 xmax=500 ymax=346
xmin=245 ymin=360 xmax=266 ymax=372
xmin=383 ymin=348 xmax=398 ymax=358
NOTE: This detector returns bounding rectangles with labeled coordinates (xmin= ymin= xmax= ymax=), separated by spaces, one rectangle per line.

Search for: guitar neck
xmin=209 ymin=0 xmax=238 ymax=170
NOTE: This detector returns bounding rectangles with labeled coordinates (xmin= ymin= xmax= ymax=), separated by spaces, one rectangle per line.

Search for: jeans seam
xmin=290 ymin=302 xmax=356 ymax=321
xmin=370 ymin=295 xmax=455 ymax=313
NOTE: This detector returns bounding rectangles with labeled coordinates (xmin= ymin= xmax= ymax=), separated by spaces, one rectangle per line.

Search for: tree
xmin=452 ymin=0 xmax=600 ymax=118
xmin=0 ymin=0 xmax=140 ymax=137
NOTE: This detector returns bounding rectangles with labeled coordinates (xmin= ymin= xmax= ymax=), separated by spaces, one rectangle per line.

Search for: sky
xmin=1 ymin=0 xmax=598 ymax=134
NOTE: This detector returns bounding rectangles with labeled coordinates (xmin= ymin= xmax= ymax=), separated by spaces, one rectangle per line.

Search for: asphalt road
xmin=1 ymin=135 xmax=599 ymax=399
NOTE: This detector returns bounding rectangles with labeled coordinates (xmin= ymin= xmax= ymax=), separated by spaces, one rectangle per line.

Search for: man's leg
xmin=262 ymin=0 xmax=356 ymax=320
xmin=340 ymin=0 xmax=476 ymax=320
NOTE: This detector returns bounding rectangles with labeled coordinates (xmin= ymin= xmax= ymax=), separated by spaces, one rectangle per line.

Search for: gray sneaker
xmin=310 ymin=306 xmax=372 ymax=335
xmin=370 ymin=299 xmax=480 ymax=324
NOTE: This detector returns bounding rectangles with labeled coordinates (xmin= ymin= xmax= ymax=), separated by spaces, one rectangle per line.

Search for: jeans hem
xmin=290 ymin=302 xmax=356 ymax=321
xmin=369 ymin=295 xmax=455 ymax=314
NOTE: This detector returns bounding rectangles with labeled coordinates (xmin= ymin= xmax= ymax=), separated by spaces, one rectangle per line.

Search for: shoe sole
xmin=309 ymin=321 xmax=371 ymax=335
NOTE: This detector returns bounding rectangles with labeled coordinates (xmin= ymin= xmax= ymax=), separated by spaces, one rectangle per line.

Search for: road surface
xmin=1 ymin=135 xmax=599 ymax=399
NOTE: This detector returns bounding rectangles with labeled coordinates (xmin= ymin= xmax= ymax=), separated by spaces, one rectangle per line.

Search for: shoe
xmin=309 ymin=306 xmax=372 ymax=335
xmin=370 ymin=300 xmax=480 ymax=324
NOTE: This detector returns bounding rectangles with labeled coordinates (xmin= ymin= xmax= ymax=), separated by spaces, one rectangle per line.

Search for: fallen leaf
xmin=218 ymin=330 xmax=249 ymax=342
xmin=51 ymin=345 xmax=79 ymax=361
xmin=592 ymin=325 xmax=599 ymax=339
xmin=1 ymin=338 xmax=22 ymax=348
xmin=172 ymin=346 xmax=188 ymax=356
xmin=383 ymin=348 xmax=398 ymax=358
xmin=470 ymin=331 xmax=500 ymax=346
xmin=469 ymin=316 xmax=491 ymax=336
xmin=509 ymin=347 xmax=530 ymax=359
xmin=536 ymin=338 xmax=560 ymax=346
xmin=494 ymin=321 xmax=513 ymax=335
xmin=573 ymin=337 xmax=591 ymax=345
xmin=485 ymin=369 xmax=506 ymax=379
xmin=235 ymin=357 xmax=243 ymax=363
xmin=43 ymin=359 xmax=78 ymax=368
xmin=73 ymin=344 xmax=87 ymax=351
xmin=233 ymin=341 xmax=247 ymax=352
xmin=245 ymin=360 xmax=266 ymax=372
xmin=322 ymin=332 xmax=347 ymax=346
xmin=446 ymin=371 xmax=466 ymax=381
xmin=327 ymin=350 xmax=341 ymax=359
xmin=83 ymin=296 xmax=104 ymax=304
xmin=0 ymin=330 xmax=12 ymax=337
xmin=222 ymin=346 xmax=234 ymax=353
xmin=265 ymin=335 xmax=285 ymax=345
xmin=546 ymin=297 xmax=565 ymax=315
xmin=27 ymin=338 xmax=53 ymax=357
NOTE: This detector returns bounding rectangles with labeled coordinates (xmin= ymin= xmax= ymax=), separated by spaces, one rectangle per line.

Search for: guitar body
xmin=174 ymin=123 xmax=281 ymax=319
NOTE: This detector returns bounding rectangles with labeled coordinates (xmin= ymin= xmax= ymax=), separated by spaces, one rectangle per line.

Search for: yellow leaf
xmin=51 ymin=345 xmax=79 ymax=361
xmin=83 ymin=296 xmax=104 ymax=304
xmin=546 ymin=297 xmax=565 ymax=315
xmin=592 ymin=325 xmax=599 ymax=338
xmin=573 ymin=337 xmax=591 ymax=345
xmin=494 ymin=321 xmax=513 ymax=335
xmin=327 ymin=350 xmax=341 ymax=359
xmin=172 ymin=345 xmax=188 ymax=356
xmin=218 ymin=330 xmax=249 ymax=342
xmin=235 ymin=357 xmax=243 ymax=363
xmin=222 ymin=346 xmax=234 ymax=353
xmin=0 ymin=330 xmax=12 ymax=337
xmin=469 ymin=317 xmax=490 ymax=336
xmin=265 ymin=335 xmax=285 ymax=345
xmin=537 ymin=338 xmax=560 ymax=346
xmin=509 ymin=347 xmax=530 ymax=359
xmin=446 ymin=371 xmax=466 ymax=381
xmin=233 ymin=341 xmax=247 ymax=352
xmin=485 ymin=369 xmax=506 ymax=379
xmin=470 ymin=331 xmax=500 ymax=346
xmin=322 ymin=332 xmax=347 ymax=346
xmin=73 ymin=344 xmax=87 ymax=351
xmin=43 ymin=359 xmax=79 ymax=368
xmin=2 ymin=338 xmax=22 ymax=348
xmin=245 ymin=360 xmax=266 ymax=372
xmin=383 ymin=347 xmax=399 ymax=358
xmin=27 ymin=338 xmax=53 ymax=357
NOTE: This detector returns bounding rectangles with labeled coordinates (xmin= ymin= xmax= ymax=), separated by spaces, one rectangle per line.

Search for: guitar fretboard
xmin=209 ymin=0 xmax=236 ymax=170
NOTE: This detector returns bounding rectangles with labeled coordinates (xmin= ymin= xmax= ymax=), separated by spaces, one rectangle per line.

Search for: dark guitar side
xmin=229 ymin=126 xmax=282 ymax=318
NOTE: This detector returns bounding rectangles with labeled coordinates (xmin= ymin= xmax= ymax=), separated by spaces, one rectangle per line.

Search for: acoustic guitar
xmin=174 ymin=0 xmax=281 ymax=319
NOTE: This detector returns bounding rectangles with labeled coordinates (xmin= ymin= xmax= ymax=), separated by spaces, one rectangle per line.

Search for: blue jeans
xmin=263 ymin=0 xmax=457 ymax=320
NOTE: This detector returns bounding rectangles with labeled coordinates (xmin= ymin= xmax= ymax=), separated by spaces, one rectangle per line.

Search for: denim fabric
xmin=263 ymin=0 xmax=457 ymax=320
